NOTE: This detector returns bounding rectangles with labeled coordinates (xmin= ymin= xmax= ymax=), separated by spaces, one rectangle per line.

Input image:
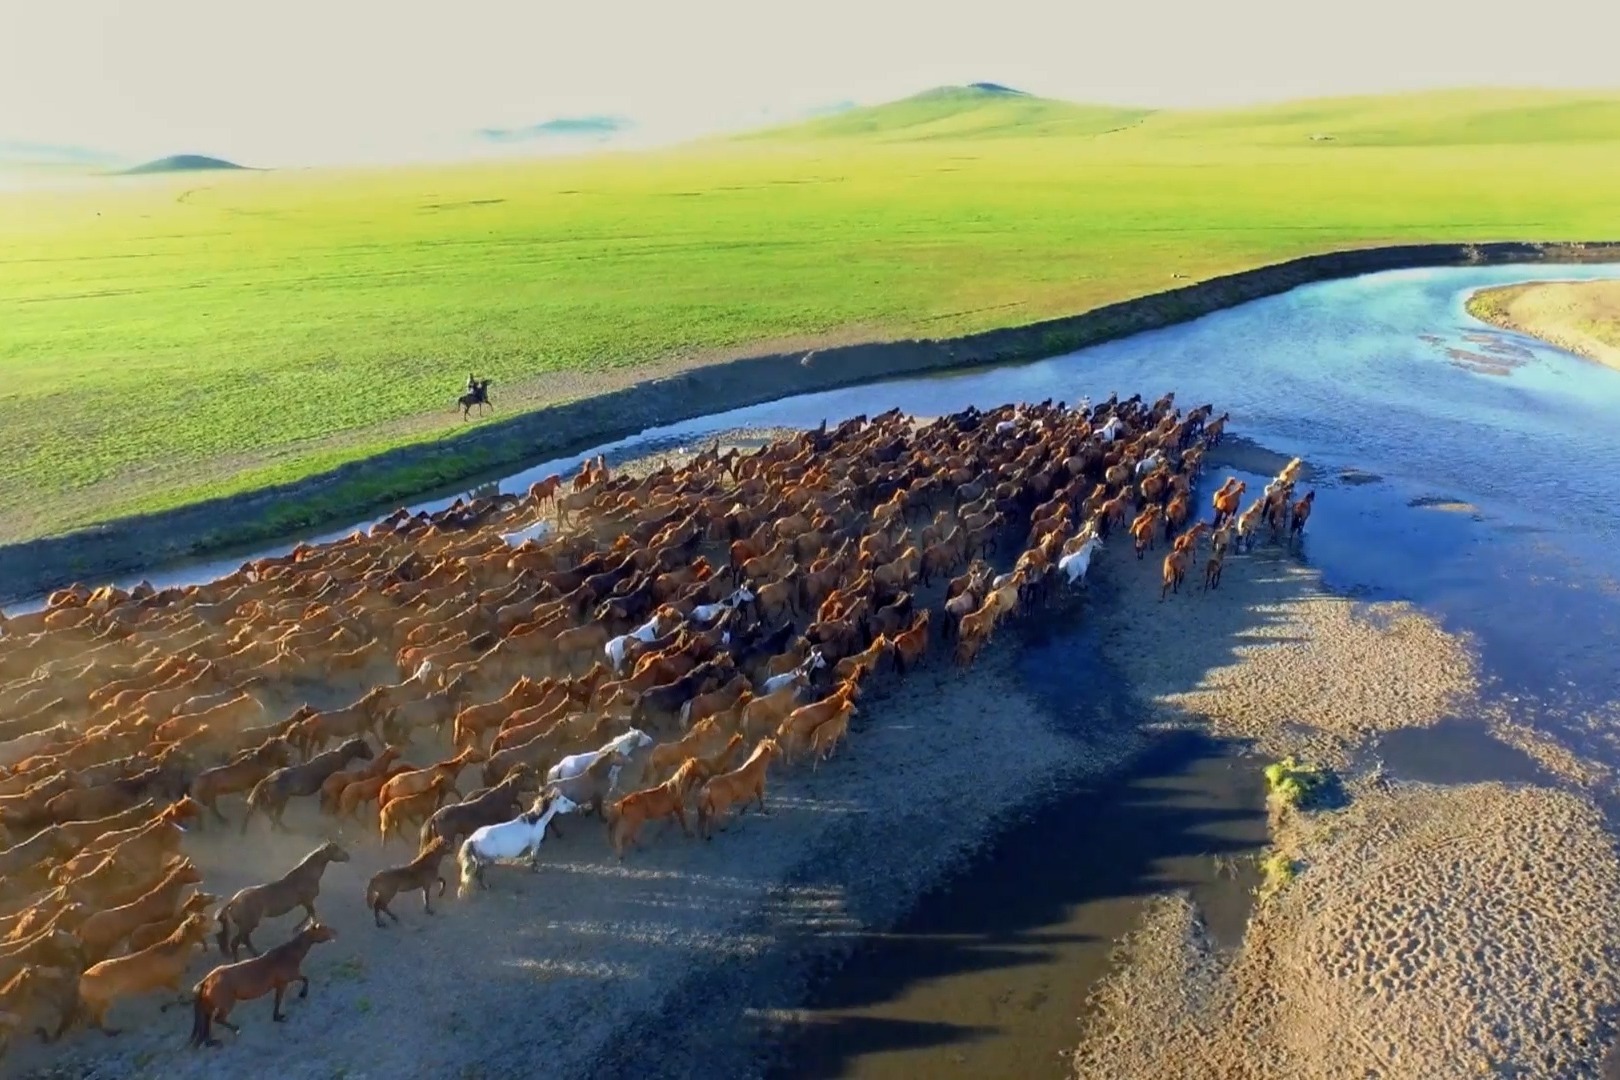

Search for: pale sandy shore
xmin=1467 ymin=280 xmax=1620 ymax=371
xmin=1072 ymin=497 xmax=1620 ymax=1079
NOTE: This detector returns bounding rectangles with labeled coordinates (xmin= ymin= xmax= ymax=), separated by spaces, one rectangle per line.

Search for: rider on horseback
xmin=459 ymin=374 xmax=493 ymax=419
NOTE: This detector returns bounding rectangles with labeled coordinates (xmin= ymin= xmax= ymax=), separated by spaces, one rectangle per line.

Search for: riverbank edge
xmin=5 ymin=238 xmax=1618 ymax=604
xmin=1464 ymin=280 xmax=1620 ymax=372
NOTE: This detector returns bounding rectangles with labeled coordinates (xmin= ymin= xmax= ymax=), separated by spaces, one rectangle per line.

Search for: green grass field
xmin=4 ymin=85 xmax=1620 ymax=542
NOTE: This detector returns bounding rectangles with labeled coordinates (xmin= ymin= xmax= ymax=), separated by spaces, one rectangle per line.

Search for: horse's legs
xmin=421 ymin=887 xmax=434 ymax=916
xmin=238 ymin=928 xmax=260 ymax=957
xmin=271 ymin=985 xmax=288 ymax=1021
xmin=295 ymin=975 xmax=310 ymax=1000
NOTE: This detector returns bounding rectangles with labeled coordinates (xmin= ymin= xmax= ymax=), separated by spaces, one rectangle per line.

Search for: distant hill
xmin=123 ymin=155 xmax=247 ymax=175
xmin=740 ymin=84 xmax=1152 ymax=141
xmin=740 ymin=84 xmax=1620 ymax=148
xmin=477 ymin=116 xmax=632 ymax=144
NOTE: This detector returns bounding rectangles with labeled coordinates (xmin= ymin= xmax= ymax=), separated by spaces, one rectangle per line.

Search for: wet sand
xmin=1466 ymin=280 xmax=1620 ymax=372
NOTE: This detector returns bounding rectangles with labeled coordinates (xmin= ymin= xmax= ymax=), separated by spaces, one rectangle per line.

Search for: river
xmin=10 ymin=262 xmax=1620 ymax=1077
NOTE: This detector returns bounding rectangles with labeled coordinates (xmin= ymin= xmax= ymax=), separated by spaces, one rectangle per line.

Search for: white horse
xmin=1135 ymin=451 xmax=1166 ymax=478
xmin=691 ymin=586 xmax=754 ymax=625
xmin=761 ymin=649 xmax=825 ymax=694
xmin=1058 ymin=536 xmax=1104 ymax=588
xmin=604 ymin=612 xmax=679 ymax=672
xmin=1096 ymin=416 xmax=1125 ymax=444
xmin=547 ymin=729 xmax=653 ymax=785
xmin=500 ymin=520 xmax=553 ymax=547
xmin=456 ymin=792 xmax=578 ymax=895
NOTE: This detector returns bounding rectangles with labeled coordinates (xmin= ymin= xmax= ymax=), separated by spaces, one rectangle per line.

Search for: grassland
xmin=1467 ymin=280 xmax=1620 ymax=370
xmin=4 ymin=85 xmax=1620 ymax=543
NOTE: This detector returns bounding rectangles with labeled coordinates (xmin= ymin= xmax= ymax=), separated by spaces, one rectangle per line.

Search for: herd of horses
xmin=0 ymin=392 xmax=1316 ymax=1063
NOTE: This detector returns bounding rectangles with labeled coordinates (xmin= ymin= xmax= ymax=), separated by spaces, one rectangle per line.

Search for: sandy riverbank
xmin=1069 ymin=492 xmax=1620 ymax=1078
xmin=1467 ymin=280 xmax=1620 ymax=371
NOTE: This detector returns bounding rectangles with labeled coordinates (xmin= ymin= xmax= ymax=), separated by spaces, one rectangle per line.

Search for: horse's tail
xmin=214 ymin=905 xmax=233 ymax=955
xmin=188 ymin=990 xmax=211 ymax=1048
xmin=456 ymin=839 xmax=477 ymax=898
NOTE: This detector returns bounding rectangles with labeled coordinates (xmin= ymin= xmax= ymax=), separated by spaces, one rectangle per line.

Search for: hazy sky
xmin=5 ymin=0 xmax=1618 ymax=166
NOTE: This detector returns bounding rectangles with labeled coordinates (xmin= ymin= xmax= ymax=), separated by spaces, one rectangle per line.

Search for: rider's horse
xmin=459 ymin=379 xmax=493 ymax=420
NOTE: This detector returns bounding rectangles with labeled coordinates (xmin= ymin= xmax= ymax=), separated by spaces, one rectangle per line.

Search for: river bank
xmin=5 ymin=240 xmax=1620 ymax=606
xmin=1466 ymin=279 xmax=1620 ymax=372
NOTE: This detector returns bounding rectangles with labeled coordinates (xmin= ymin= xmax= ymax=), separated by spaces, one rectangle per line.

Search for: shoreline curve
xmin=4 ymin=238 xmax=1619 ymax=604
xmin=1465 ymin=279 xmax=1620 ymax=372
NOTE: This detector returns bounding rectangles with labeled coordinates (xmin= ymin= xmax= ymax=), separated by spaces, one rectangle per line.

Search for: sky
xmin=4 ymin=0 xmax=1619 ymax=167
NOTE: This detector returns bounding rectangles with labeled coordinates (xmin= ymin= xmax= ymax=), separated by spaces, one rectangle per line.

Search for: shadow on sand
xmin=764 ymin=726 xmax=1268 ymax=1080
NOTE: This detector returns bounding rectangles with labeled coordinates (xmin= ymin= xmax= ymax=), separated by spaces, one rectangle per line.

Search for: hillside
xmin=744 ymin=84 xmax=1620 ymax=147
xmin=1131 ymin=87 xmax=1620 ymax=147
xmin=122 ymin=154 xmax=247 ymax=175
xmin=741 ymin=84 xmax=1152 ymax=141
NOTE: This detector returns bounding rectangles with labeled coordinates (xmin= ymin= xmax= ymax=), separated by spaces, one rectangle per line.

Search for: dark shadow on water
xmin=1375 ymin=718 xmax=1554 ymax=787
xmin=766 ymin=720 xmax=1269 ymax=1080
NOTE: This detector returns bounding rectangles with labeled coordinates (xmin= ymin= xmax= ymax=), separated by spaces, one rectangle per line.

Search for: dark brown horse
xmin=459 ymin=377 xmax=492 ymax=420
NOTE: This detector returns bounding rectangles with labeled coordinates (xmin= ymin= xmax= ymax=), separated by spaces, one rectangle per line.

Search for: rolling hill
xmin=122 ymin=154 xmax=247 ymax=175
xmin=740 ymin=84 xmax=1153 ymax=141
xmin=743 ymin=84 xmax=1620 ymax=148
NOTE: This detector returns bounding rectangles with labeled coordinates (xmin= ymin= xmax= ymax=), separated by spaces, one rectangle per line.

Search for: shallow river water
xmin=13 ymin=262 xmax=1620 ymax=1077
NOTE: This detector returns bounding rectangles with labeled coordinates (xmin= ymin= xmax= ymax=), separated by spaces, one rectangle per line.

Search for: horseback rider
xmin=466 ymin=373 xmax=479 ymax=398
